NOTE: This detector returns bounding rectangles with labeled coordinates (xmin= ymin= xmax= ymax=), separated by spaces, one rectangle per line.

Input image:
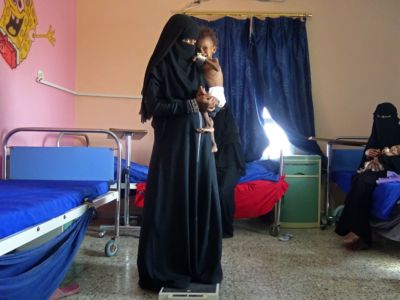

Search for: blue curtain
xmin=252 ymin=17 xmax=322 ymax=156
xmin=194 ymin=17 xmax=269 ymax=162
xmin=0 ymin=209 xmax=92 ymax=300
xmin=193 ymin=16 xmax=323 ymax=161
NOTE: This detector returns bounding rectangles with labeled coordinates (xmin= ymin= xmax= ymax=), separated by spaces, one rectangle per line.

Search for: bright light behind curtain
xmin=261 ymin=107 xmax=292 ymax=159
xmin=193 ymin=16 xmax=323 ymax=162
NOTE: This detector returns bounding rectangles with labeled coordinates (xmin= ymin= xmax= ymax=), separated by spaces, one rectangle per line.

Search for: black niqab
xmin=365 ymin=102 xmax=400 ymax=150
xmin=360 ymin=102 xmax=400 ymax=170
xmin=140 ymin=14 xmax=201 ymax=122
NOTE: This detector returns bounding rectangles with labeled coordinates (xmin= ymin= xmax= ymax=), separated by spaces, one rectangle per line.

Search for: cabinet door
xmin=281 ymin=176 xmax=320 ymax=227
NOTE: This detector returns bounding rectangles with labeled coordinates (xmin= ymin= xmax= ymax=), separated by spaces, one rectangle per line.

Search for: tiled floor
xmin=64 ymin=219 xmax=400 ymax=300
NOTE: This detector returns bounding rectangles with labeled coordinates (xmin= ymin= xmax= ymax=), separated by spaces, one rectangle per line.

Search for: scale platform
xmin=159 ymin=283 xmax=219 ymax=300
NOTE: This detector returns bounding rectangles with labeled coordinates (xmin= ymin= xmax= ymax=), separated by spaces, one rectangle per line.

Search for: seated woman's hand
xmin=365 ymin=148 xmax=381 ymax=158
xmin=369 ymin=157 xmax=384 ymax=172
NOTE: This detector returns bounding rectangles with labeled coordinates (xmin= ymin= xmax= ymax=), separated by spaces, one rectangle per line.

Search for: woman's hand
xmin=365 ymin=148 xmax=381 ymax=158
xmin=369 ymin=157 xmax=384 ymax=172
xmin=196 ymin=86 xmax=217 ymax=112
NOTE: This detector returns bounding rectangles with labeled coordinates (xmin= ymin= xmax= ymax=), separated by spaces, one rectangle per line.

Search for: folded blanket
xmin=239 ymin=160 xmax=280 ymax=183
xmin=376 ymin=171 xmax=400 ymax=184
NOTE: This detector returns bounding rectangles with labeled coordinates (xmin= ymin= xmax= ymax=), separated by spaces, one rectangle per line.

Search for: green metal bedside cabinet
xmin=281 ymin=155 xmax=321 ymax=228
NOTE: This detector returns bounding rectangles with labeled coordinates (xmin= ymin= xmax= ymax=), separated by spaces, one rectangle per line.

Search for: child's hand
xmin=194 ymin=52 xmax=207 ymax=63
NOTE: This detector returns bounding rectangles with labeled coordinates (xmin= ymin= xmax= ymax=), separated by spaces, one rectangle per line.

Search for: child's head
xmin=197 ymin=27 xmax=218 ymax=58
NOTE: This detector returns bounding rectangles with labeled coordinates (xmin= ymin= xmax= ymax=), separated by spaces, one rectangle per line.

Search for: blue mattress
xmin=0 ymin=180 xmax=109 ymax=239
xmin=372 ymin=182 xmax=400 ymax=221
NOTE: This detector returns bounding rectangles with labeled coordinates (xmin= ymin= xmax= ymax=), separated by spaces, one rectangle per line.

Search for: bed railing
xmin=56 ymin=132 xmax=91 ymax=147
xmin=2 ymin=127 xmax=123 ymax=240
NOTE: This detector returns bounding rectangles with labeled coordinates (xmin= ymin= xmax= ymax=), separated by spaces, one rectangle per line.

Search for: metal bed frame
xmin=1 ymin=127 xmax=123 ymax=257
xmin=269 ymin=151 xmax=285 ymax=237
xmin=55 ymin=128 xmax=148 ymax=238
xmin=100 ymin=128 xmax=147 ymax=238
xmin=309 ymin=136 xmax=368 ymax=227
xmin=56 ymin=132 xmax=91 ymax=147
xmin=54 ymin=129 xmax=284 ymax=238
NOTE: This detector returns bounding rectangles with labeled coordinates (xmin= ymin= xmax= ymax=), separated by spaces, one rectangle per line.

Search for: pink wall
xmin=0 ymin=0 xmax=76 ymax=147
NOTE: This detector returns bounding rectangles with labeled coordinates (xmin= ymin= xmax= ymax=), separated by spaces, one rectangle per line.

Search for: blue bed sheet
xmin=114 ymin=158 xmax=279 ymax=184
xmin=114 ymin=158 xmax=149 ymax=183
xmin=372 ymin=182 xmax=400 ymax=221
xmin=239 ymin=160 xmax=280 ymax=183
xmin=0 ymin=180 xmax=109 ymax=239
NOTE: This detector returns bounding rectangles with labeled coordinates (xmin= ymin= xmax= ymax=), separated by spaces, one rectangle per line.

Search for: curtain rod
xmin=180 ymin=11 xmax=312 ymax=18
xmin=35 ymin=70 xmax=142 ymax=100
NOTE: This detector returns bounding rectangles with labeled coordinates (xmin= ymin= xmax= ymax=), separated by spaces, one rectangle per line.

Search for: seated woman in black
xmin=335 ymin=102 xmax=400 ymax=249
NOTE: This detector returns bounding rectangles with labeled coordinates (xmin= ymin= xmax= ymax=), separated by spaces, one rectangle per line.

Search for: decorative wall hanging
xmin=0 ymin=0 xmax=55 ymax=69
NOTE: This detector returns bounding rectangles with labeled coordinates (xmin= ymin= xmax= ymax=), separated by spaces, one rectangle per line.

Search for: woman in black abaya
xmin=335 ymin=102 xmax=400 ymax=249
xmin=138 ymin=14 xmax=222 ymax=291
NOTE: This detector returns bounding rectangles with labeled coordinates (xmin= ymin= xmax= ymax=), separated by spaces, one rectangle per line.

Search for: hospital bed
xmin=102 ymin=128 xmax=147 ymax=237
xmin=55 ymin=131 xmax=288 ymax=237
xmin=320 ymin=136 xmax=368 ymax=225
xmin=134 ymin=156 xmax=288 ymax=237
xmin=0 ymin=127 xmax=123 ymax=257
xmin=312 ymin=136 xmax=400 ymax=241
xmin=55 ymin=128 xmax=148 ymax=238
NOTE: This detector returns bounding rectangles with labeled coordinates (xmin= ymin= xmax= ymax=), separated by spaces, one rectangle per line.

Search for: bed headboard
xmin=9 ymin=146 xmax=114 ymax=181
xmin=331 ymin=149 xmax=364 ymax=172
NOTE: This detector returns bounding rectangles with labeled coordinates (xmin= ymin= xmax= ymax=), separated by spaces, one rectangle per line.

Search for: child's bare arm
xmin=204 ymin=58 xmax=220 ymax=72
